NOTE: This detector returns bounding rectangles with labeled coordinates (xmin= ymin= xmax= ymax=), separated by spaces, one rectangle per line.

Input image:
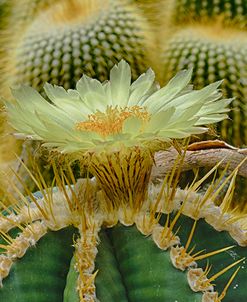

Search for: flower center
xmin=75 ymin=105 xmax=150 ymax=137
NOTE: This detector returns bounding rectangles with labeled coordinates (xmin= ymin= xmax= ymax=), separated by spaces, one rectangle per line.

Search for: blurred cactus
xmin=157 ymin=0 xmax=247 ymax=224
xmin=170 ymin=0 xmax=247 ymax=27
xmin=7 ymin=0 xmax=59 ymax=28
xmin=1 ymin=0 xmax=155 ymax=96
xmin=0 ymin=0 xmax=9 ymax=27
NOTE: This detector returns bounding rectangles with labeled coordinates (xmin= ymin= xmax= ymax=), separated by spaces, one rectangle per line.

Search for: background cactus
xmin=169 ymin=0 xmax=247 ymax=27
xmin=1 ymin=0 xmax=155 ymax=97
xmin=0 ymin=0 xmax=9 ymax=28
xmin=7 ymin=0 xmax=59 ymax=28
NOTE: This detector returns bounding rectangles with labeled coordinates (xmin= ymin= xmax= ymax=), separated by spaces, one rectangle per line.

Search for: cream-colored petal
xmin=195 ymin=114 xmax=229 ymax=125
xmin=144 ymin=108 xmax=175 ymax=132
xmin=10 ymin=86 xmax=73 ymax=124
xmin=102 ymin=80 xmax=112 ymax=105
xmin=44 ymin=83 xmax=88 ymax=120
xmin=76 ymin=75 xmax=109 ymax=111
xmin=128 ymin=68 xmax=155 ymax=106
xmin=159 ymin=126 xmax=207 ymax=139
xmin=43 ymin=141 xmax=96 ymax=153
xmin=168 ymin=103 xmax=203 ymax=124
xmin=110 ymin=60 xmax=131 ymax=107
xmin=196 ymin=99 xmax=232 ymax=124
xmin=142 ymin=69 xmax=193 ymax=113
xmin=156 ymin=81 xmax=222 ymax=115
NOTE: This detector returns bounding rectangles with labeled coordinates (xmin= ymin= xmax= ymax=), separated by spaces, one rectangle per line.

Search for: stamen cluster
xmin=75 ymin=105 xmax=150 ymax=137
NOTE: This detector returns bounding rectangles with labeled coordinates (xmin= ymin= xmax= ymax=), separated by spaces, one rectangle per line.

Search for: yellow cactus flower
xmin=6 ymin=60 xmax=231 ymax=153
xmin=5 ymin=60 xmax=231 ymax=210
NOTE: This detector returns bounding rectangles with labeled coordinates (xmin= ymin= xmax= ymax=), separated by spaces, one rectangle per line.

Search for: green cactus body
xmin=0 ymin=208 xmax=246 ymax=302
xmin=0 ymin=227 xmax=75 ymax=301
xmin=2 ymin=0 xmax=154 ymax=95
xmin=162 ymin=26 xmax=247 ymax=146
xmin=170 ymin=0 xmax=247 ymax=27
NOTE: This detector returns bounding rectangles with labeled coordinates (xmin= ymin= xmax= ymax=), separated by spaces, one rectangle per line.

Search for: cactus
xmin=7 ymin=0 xmax=59 ymax=28
xmin=160 ymin=0 xmax=247 ymax=212
xmin=0 ymin=61 xmax=246 ymax=302
xmin=0 ymin=1 xmax=246 ymax=299
xmin=169 ymin=0 xmax=247 ymax=27
xmin=0 ymin=0 xmax=9 ymax=28
xmin=0 ymin=175 xmax=246 ymax=302
xmin=1 ymin=0 xmax=155 ymax=97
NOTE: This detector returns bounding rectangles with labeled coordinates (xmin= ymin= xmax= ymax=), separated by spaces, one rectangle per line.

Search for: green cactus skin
xmin=64 ymin=219 xmax=247 ymax=302
xmin=162 ymin=26 xmax=247 ymax=147
xmin=96 ymin=225 xmax=202 ymax=302
xmin=1 ymin=201 xmax=246 ymax=302
xmin=170 ymin=0 xmax=247 ymax=27
xmin=64 ymin=231 xmax=129 ymax=302
xmin=0 ymin=227 xmax=75 ymax=302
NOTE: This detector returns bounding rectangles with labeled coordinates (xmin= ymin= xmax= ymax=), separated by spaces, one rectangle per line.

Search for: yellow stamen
xmin=75 ymin=105 xmax=150 ymax=137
